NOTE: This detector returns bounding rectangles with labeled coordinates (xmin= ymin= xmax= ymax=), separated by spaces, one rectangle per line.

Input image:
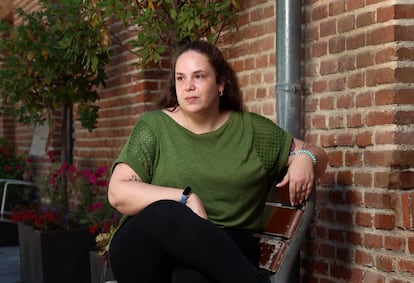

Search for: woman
xmin=108 ymin=41 xmax=328 ymax=283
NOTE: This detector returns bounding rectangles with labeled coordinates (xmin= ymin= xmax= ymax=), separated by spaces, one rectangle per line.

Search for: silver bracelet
xmin=294 ymin=149 xmax=317 ymax=166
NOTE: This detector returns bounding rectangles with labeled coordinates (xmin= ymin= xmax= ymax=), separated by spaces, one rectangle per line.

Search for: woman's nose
xmin=185 ymin=78 xmax=195 ymax=90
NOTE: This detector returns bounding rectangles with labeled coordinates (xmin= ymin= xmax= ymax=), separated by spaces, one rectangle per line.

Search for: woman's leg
xmin=109 ymin=200 xmax=269 ymax=283
xmin=171 ymin=228 xmax=261 ymax=283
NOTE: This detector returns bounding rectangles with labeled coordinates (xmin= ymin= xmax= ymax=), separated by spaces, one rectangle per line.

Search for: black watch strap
xmin=180 ymin=186 xmax=192 ymax=204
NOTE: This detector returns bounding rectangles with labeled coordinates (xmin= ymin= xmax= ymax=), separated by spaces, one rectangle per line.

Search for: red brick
xmin=367 ymin=26 xmax=395 ymax=45
xmin=329 ymin=37 xmax=346 ymax=54
xmin=346 ymin=113 xmax=362 ymax=128
xmin=312 ymin=4 xmax=328 ymax=21
xmin=329 ymin=0 xmax=346 ymax=16
xmin=366 ymin=68 xmax=395 ymax=86
xmin=355 ymin=131 xmax=372 ymax=147
xmin=347 ymin=0 xmax=364 ymax=11
xmin=384 ymin=235 xmax=405 ymax=252
xmin=346 ymin=190 xmax=363 ymax=206
xmin=346 ymin=230 xmax=363 ymax=246
xmin=397 ymin=47 xmax=414 ymax=61
xmin=401 ymin=192 xmax=414 ymax=230
xmin=312 ymin=80 xmax=328 ymax=93
xmin=356 ymin=11 xmax=375 ymax=28
xmin=395 ymin=67 xmax=414 ymax=83
xmin=336 ymin=133 xmax=354 ymax=146
xmin=320 ymin=97 xmax=334 ymax=110
xmin=320 ymin=243 xmax=335 ymax=258
xmin=355 ymin=250 xmax=374 ymax=266
xmin=374 ymin=213 xmax=395 ymax=230
xmin=328 ymin=77 xmax=346 ymax=91
xmin=336 ymin=210 xmax=353 ymax=226
xmin=389 ymin=171 xmax=414 ymax=190
xmin=348 ymin=72 xmax=364 ymax=88
xmin=362 ymin=271 xmax=385 ymax=283
xmin=328 ymin=115 xmax=345 ymax=129
xmin=374 ymin=171 xmax=391 ymax=188
xmin=375 ymin=130 xmax=396 ymax=144
xmin=320 ymin=19 xmax=336 ymax=37
xmin=328 ymin=151 xmax=343 ymax=167
xmin=320 ymin=60 xmax=338 ymax=75
xmin=355 ymin=172 xmax=372 ymax=187
xmin=375 ymin=89 xmax=395 ymax=105
xmin=356 ymin=211 xmax=373 ymax=228
xmin=377 ymin=5 xmax=395 ymax=22
xmin=338 ymin=94 xmax=353 ymax=109
xmin=376 ymin=47 xmax=395 ymax=64
xmin=395 ymin=89 xmax=414 ymax=104
xmin=312 ymin=41 xmax=328 ymax=57
xmin=364 ymin=233 xmax=383 ymax=249
xmin=337 ymin=15 xmax=354 ymax=33
xmin=396 ymin=25 xmax=414 ymax=41
xmin=365 ymin=111 xmax=394 ymax=126
xmin=345 ymin=151 xmax=362 ymax=166
xmin=311 ymin=114 xmax=327 ymax=129
xmin=398 ymin=259 xmax=414 ymax=276
xmin=408 ymin=237 xmax=414 ymax=254
xmin=347 ymin=33 xmax=365 ymax=50
xmin=356 ymin=52 xmax=375 ymax=68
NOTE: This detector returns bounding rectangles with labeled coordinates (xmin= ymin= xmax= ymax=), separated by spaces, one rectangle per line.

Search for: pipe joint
xmin=275 ymin=83 xmax=303 ymax=93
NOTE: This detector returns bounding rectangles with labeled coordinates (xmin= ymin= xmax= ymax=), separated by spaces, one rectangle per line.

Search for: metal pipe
xmin=276 ymin=0 xmax=303 ymax=138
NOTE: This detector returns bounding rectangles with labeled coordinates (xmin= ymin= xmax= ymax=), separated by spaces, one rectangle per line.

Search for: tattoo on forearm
xmin=129 ymin=175 xmax=139 ymax=181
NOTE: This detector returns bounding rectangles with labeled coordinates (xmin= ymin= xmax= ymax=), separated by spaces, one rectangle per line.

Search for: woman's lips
xmin=185 ymin=96 xmax=199 ymax=103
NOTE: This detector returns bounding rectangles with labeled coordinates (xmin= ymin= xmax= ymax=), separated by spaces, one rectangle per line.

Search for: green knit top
xmin=113 ymin=110 xmax=292 ymax=232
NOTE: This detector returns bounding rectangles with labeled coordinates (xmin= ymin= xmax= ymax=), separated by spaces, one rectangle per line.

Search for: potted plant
xmin=11 ymin=150 xmax=115 ymax=283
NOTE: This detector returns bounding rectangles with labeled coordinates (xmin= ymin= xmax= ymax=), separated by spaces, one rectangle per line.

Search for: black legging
xmin=109 ymin=200 xmax=270 ymax=283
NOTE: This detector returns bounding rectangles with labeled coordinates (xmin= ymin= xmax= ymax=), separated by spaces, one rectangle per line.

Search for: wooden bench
xmin=257 ymin=183 xmax=315 ymax=282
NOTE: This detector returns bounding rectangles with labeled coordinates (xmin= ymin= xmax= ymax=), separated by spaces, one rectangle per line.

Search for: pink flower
xmin=68 ymin=164 xmax=76 ymax=173
xmin=47 ymin=151 xmax=54 ymax=161
xmin=95 ymin=165 xmax=108 ymax=176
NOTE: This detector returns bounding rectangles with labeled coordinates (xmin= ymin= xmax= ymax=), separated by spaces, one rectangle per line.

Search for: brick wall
xmin=1 ymin=0 xmax=413 ymax=282
xmin=303 ymin=1 xmax=414 ymax=282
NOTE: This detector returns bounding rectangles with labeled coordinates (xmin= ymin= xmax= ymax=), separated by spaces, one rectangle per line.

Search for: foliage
xmin=0 ymin=0 xmax=110 ymax=131
xmin=0 ymin=137 xmax=36 ymax=210
xmin=0 ymin=137 xmax=28 ymax=180
xmin=97 ymin=0 xmax=240 ymax=68
xmin=12 ymin=151 xmax=120 ymax=237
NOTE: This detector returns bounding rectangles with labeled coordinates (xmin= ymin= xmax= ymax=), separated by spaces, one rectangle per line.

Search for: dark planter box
xmin=0 ymin=221 xmax=19 ymax=246
xmin=89 ymin=250 xmax=116 ymax=283
xmin=18 ymin=222 xmax=94 ymax=283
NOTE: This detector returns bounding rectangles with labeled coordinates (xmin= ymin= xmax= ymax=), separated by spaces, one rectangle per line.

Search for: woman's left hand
xmin=276 ymin=153 xmax=314 ymax=206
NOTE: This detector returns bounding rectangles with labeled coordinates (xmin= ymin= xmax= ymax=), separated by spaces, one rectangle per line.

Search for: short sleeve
xmin=250 ymin=113 xmax=292 ymax=178
xmin=112 ymin=120 xmax=158 ymax=183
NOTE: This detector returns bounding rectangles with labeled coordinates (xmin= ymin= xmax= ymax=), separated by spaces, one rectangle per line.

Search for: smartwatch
xmin=180 ymin=186 xmax=192 ymax=204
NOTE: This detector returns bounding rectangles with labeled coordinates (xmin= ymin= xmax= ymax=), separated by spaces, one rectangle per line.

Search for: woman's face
xmin=175 ymin=50 xmax=224 ymax=114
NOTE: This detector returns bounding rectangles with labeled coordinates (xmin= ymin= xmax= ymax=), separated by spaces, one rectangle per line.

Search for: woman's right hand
xmin=185 ymin=193 xmax=208 ymax=220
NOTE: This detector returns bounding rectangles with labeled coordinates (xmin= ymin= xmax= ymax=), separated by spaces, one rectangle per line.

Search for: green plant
xmin=0 ymin=0 xmax=109 ymax=131
xmin=99 ymin=0 xmax=240 ymax=68
xmin=12 ymin=150 xmax=119 ymax=233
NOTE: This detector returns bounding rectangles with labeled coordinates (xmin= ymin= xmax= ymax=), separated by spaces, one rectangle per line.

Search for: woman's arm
xmin=108 ymin=163 xmax=207 ymax=218
xmin=276 ymin=138 xmax=328 ymax=206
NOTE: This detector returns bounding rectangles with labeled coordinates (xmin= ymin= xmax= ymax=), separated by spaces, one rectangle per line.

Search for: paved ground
xmin=0 ymin=246 xmax=21 ymax=283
